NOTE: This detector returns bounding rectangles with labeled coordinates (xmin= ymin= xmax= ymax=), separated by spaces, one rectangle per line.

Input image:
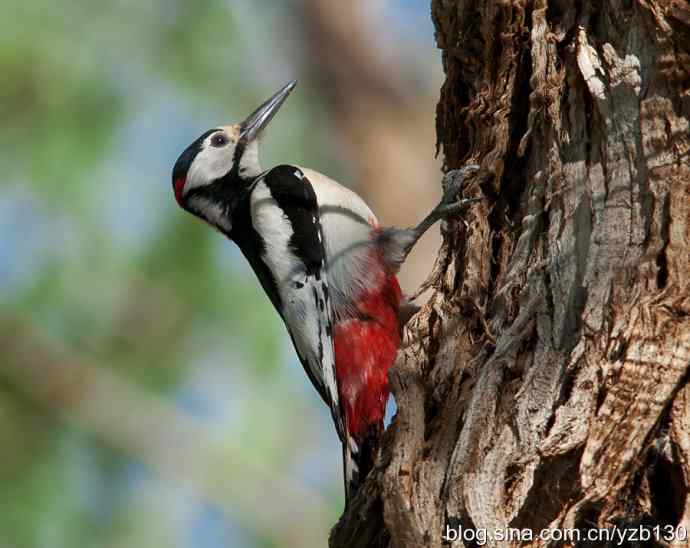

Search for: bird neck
xmin=186 ymin=169 xmax=259 ymax=237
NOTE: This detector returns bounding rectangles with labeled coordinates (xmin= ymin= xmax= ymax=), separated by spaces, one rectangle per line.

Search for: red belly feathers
xmin=333 ymin=262 xmax=402 ymax=440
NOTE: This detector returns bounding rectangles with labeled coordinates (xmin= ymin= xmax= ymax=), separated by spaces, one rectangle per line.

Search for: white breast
xmin=249 ymin=179 xmax=339 ymax=411
xmin=299 ymin=168 xmax=383 ymax=318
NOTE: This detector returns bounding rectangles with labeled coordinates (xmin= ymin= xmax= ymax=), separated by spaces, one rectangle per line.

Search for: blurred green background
xmin=0 ymin=1 xmax=442 ymax=546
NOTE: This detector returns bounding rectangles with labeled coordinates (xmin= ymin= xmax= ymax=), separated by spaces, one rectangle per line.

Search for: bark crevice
xmin=330 ymin=1 xmax=690 ymax=545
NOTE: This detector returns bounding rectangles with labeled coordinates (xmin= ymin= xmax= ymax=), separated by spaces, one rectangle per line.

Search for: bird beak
xmin=240 ymin=80 xmax=297 ymax=142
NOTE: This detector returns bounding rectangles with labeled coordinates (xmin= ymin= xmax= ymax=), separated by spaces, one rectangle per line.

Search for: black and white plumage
xmin=248 ymin=166 xmax=342 ymax=434
xmin=172 ymin=80 xmax=480 ymax=503
xmin=171 ymin=81 xmax=349 ymax=441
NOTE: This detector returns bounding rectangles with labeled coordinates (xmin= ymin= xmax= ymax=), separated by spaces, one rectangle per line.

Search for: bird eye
xmin=210 ymin=133 xmax=228 ymax=147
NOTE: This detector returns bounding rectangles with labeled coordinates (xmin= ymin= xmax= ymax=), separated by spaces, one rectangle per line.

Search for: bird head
xmin=171 ymin=80 xmax=296 ymax=232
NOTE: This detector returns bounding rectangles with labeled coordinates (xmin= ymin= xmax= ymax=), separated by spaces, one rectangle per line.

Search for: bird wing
xmin=296 ymin=167 xmax=381 ymax=319
xmin=249 ymin=165 xmax=344 ymax=439
xmin=297 ymin=168 xmax=396 ymax=500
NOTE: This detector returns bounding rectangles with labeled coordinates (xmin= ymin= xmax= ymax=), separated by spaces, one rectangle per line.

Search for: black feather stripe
xmin=231 ymin=196 xmax=283 ymax=316
xmin=172 ymin=128 xmax=217 ymax=184
xmin=262 ymin=165 xmax=324 ymax=277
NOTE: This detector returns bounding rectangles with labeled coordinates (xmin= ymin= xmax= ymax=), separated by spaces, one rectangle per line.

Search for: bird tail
xmin=342 ymin=434 xmax=360 ymax=504
xmin=342 ymin=424 xmax=384 ymax=504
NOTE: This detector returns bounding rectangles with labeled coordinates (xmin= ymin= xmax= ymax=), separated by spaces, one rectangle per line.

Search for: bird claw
xmin=440 ymin=164 xmax=480 ymax=205
xmin=404 ymin=164 xmax=482 ymax=259
xmin=435 ymin=197 xmax=482 ymax=219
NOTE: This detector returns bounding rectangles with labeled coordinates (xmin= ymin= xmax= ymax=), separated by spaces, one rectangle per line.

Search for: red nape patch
xmin=173 ymin=176 xmax=186 ymax=206
xmin=334 ymin=274 xmax=403 ymax=440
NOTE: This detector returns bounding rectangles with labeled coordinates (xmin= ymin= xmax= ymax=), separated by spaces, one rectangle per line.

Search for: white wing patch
xmin=298 ymin=167 xmax=383 ymax=319
xmin=250 ymin=179 xmax=340 ymax=433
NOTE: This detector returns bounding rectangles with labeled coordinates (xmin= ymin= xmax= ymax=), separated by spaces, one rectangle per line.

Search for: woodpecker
xmin=172 ymin=80 xmax=479 ymax=501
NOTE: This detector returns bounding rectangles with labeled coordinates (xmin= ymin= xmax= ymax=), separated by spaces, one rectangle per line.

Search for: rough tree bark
xmin=331 ymin=1 xmax=689 ymax=547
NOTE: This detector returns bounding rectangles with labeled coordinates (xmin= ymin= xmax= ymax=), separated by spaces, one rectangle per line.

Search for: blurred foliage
xmin=0 ymin=1 xmax=435 ymax=546
xmin=0 ymin=1 xmax=340 ymax=547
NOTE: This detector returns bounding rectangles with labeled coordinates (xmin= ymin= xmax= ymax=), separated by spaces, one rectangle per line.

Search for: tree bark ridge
xmin=331 ymin=1 xmax=689 ymax=546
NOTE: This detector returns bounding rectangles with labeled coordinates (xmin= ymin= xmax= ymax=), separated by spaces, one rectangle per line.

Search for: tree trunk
xmin=331 ymin=1 xmax=690 ymax=546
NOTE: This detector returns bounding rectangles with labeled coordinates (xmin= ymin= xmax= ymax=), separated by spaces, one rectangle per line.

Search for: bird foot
xmin=433 ymin=196 xmax=482 ymax=219
xmin=430 ymin=164 xmax=481 ymax=222
xmin=397 ymin=164 xmax=482 ymax=265
xmin=440 ymin=164 xmax=481 ymax=207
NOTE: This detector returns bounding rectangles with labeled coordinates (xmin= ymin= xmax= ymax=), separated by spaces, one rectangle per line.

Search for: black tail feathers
xmin=343 ymin=423 xmax=384 ymax=504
